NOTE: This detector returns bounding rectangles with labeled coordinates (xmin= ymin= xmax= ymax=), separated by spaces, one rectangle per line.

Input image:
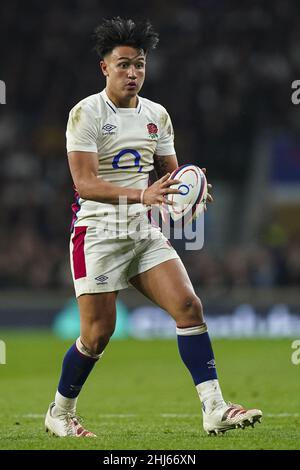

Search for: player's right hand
xmin=142 ymin=173 xmax=182 ymax=206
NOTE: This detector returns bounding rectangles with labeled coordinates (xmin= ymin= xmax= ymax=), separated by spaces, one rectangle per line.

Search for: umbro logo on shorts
xmin=102 ymin=123 xmax=117 ymax=135
xmin=95 ymin=274 xmax=109 ymax=285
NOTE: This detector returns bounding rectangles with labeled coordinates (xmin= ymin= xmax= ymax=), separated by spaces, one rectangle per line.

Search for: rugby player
xmin=45 ymin=17 xmax=262 ymax=437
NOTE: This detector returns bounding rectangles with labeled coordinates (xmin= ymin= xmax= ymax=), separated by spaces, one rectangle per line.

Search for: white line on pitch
xmin=98 ymin=414 xmax=137 ymax=418
xmin=20 ymin=413 xmax=137 ymax=419
xmin=19 ymin=412 xmax=300 ymax=419
xmin=161 ymin=413 xmax=300 ymax=418
xmin=265 ymin=413 xmax=300 ymax=418
xmin=161 ymin=413 xmax=196 ymax=418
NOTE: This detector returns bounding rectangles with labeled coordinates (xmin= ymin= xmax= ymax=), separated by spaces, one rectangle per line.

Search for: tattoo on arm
xmin=153 ymin=155 xmax=170 ymax=179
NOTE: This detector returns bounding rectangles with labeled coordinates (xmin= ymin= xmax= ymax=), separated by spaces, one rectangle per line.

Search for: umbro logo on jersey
xmin=95 ymin=274 xmax=109 ymax=285
xmin=102 ymin=123 xmax=117 ymax=135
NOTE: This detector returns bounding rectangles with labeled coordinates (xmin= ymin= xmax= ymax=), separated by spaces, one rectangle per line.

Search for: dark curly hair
xmin=94 ymin=17 xmax=159 ymax=59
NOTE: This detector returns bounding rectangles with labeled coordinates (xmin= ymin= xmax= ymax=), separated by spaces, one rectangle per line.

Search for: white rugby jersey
xmin=66 ymin=89 xmax=175 ymax=233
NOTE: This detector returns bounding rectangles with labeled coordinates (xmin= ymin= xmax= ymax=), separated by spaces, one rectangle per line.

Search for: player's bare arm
xmin=68 ymin=150 xmax=141 ymax=203
xmin=68 ymin=150 xmax=182 ymax=205
xmin=153 ymin=153 xmax=178 ymax=178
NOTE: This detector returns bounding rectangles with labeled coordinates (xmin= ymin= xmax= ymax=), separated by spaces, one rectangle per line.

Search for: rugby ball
xmin=165 ymin=164 xmax=208 ymax=223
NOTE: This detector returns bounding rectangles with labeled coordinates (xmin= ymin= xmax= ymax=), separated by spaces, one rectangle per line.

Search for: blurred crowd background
xmin=1 ymin=0 xmax=300 ymax=295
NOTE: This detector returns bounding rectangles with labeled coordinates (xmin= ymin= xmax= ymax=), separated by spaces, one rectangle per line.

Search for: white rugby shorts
xmin=70 ymin=225 xmax=179 ymax=297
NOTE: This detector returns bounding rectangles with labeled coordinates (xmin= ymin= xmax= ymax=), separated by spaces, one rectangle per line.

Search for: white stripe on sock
xmin=176 ymin=324 xmax=207 ymax=336
xmin=75 ymin=337 xmax=103 ymax=360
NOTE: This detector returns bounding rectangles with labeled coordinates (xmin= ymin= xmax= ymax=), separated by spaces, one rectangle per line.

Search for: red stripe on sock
xmin=72 ymin=226 xmax=87 ymax=280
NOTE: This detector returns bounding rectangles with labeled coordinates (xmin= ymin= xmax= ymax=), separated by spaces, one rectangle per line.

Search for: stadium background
xmin=1 ymin=0 xmax=300 ymax=338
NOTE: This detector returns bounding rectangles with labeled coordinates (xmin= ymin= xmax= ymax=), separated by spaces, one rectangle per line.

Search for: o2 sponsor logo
xmin=112 ymin=149 xmax=142 ymax=172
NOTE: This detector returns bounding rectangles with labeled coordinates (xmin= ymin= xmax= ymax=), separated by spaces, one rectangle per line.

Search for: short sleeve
xmin=155 ymin=108 xmax=176 ymax=156
xmin=66 ymin=100 xmax=98 ymax=153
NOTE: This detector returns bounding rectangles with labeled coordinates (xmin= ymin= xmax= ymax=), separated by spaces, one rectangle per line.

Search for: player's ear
xmin=100 ymin=60 xmax=109 ymax=77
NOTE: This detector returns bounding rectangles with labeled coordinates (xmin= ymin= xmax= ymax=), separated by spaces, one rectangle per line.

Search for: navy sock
xmin=58 ymin=342 xmax=98 ymax=398
xmin=177 ymin=325 xmax=217 ymax=385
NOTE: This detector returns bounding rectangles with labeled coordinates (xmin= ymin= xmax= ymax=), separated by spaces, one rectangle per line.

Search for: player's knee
xmin=176 ymin=295 xmax=204 ymax=326
xmin=85 ymin=327 xmax=115 ymax=355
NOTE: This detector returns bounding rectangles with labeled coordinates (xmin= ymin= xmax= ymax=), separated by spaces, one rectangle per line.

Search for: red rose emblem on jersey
xmin=147 ymin=123 xmax=158 ymax=138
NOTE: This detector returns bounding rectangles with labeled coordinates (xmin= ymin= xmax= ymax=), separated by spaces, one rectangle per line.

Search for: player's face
xmin=100 ymin=46 xmax=146 ymax=105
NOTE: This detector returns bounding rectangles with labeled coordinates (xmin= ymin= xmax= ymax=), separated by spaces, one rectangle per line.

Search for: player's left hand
xmin=201 ymin=168 xmax=213 ymax=211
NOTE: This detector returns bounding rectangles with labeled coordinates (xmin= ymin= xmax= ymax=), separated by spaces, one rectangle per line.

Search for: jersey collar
xmin=101 ymin=89 xmax=142 ymax=114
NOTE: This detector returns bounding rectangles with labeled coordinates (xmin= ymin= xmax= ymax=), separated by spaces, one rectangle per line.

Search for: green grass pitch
xmin=0 ymin=331 xmax=299 ymax=450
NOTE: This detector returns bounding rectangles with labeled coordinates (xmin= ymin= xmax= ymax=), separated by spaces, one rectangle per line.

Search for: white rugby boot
xmin=203 ymin=402 xmax=262 ymax=435
xmin=45 ymin=402 xmax=96 ymax=437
